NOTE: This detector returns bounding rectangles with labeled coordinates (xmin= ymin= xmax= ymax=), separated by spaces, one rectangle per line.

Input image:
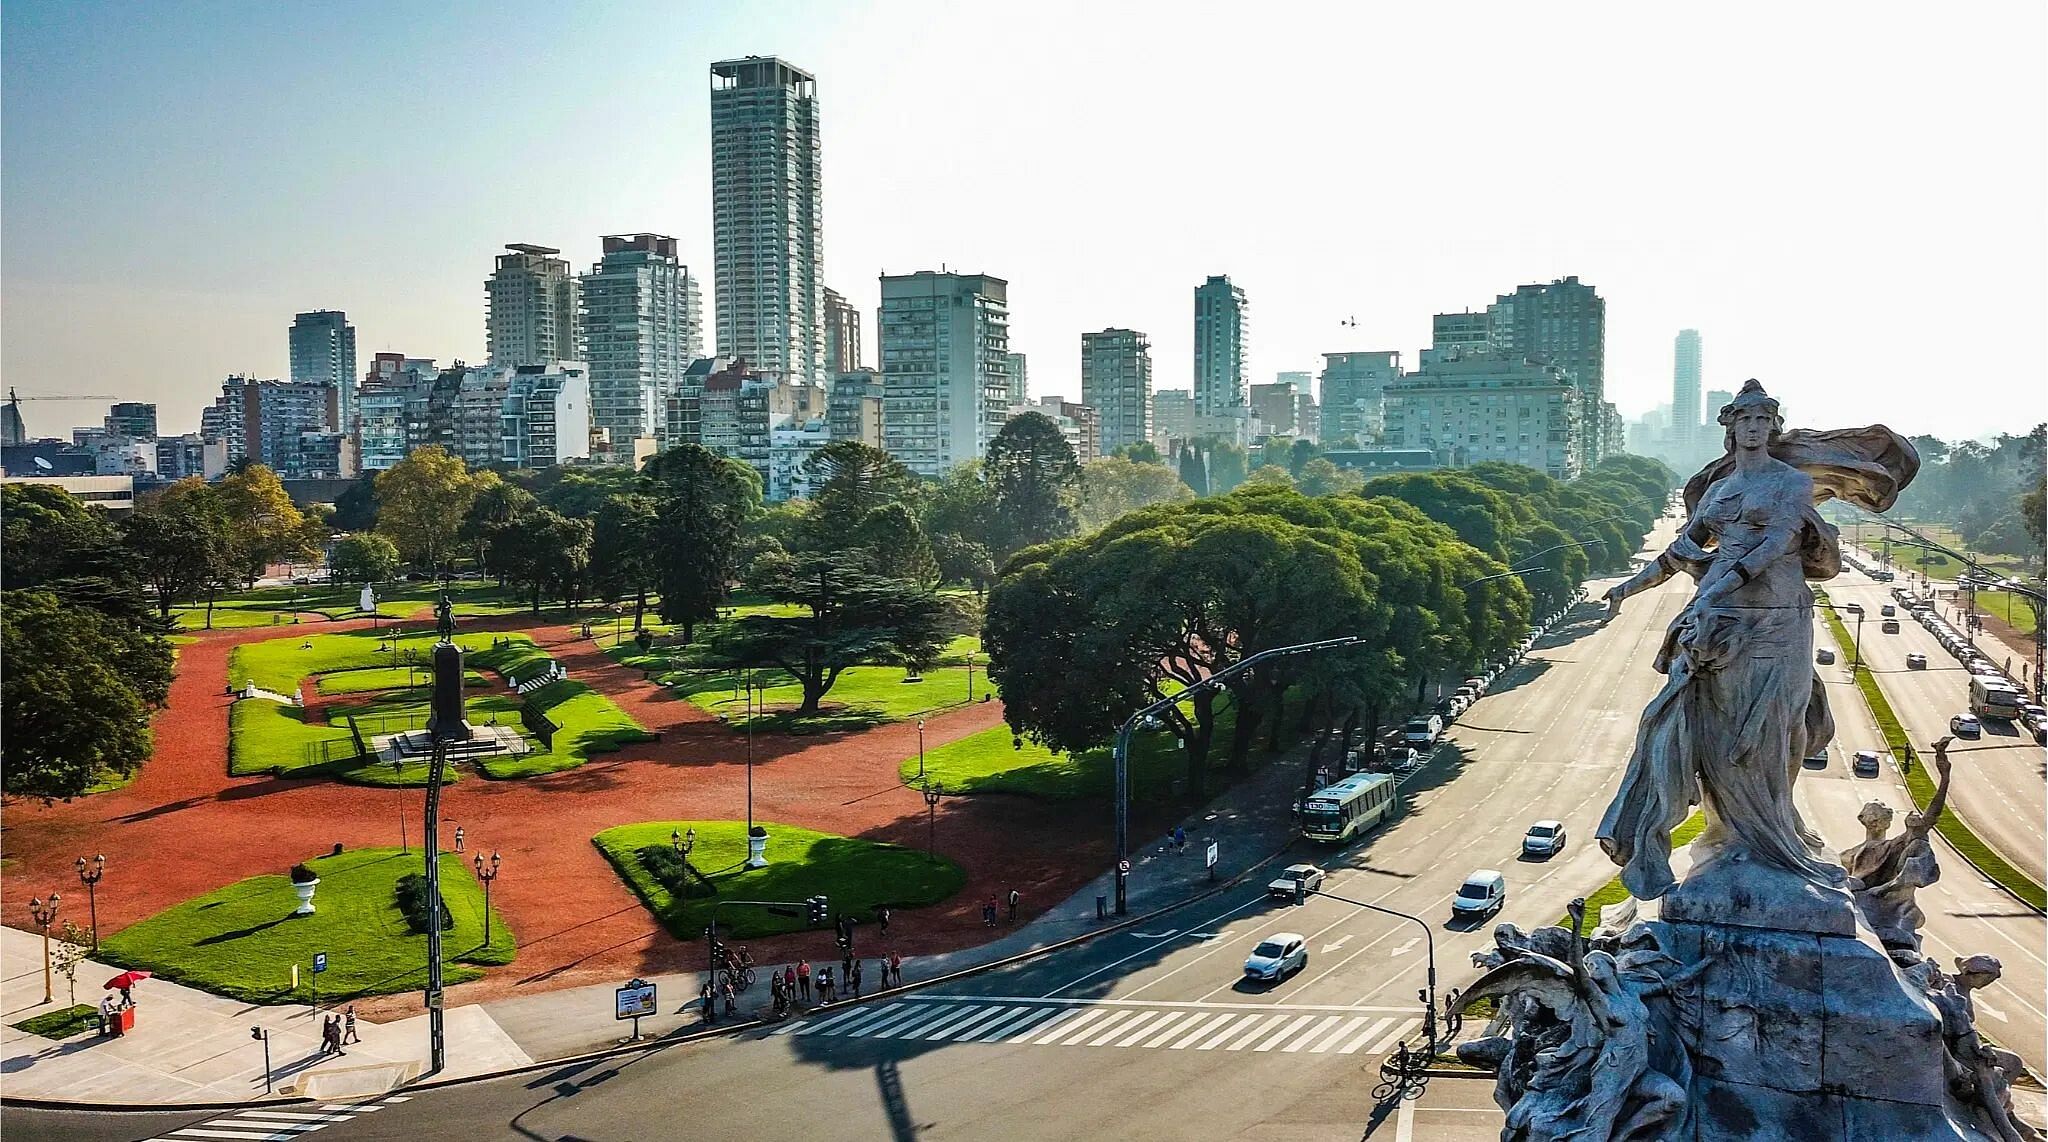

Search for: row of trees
xmin=1893 ymin=426 xmax=2045 ymax=560
xmin=2 ymin=484 xmax=178 ymax=800
xmin=984 ymin=455 xmax=1672 ymax=801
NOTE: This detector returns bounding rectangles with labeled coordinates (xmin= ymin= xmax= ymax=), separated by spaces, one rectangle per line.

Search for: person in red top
xmin=796 ymin=958 xmax=812 ymax=1004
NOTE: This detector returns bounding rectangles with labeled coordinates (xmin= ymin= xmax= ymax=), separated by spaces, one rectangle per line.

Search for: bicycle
xmin=1372 ymin=1040 xmax=1430 ymax=1103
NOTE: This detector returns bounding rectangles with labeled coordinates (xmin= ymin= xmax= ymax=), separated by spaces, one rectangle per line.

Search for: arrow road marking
xmin=1976 ymin=998 xmax=2008 ymax=1023
xmin=1388 ymin=937 xmax=1420 ymax=957
xmin=1130 ymin=930 xmax=1180 ymax=940
xmin=1321 ymin=935 xmax=1353 ymax=954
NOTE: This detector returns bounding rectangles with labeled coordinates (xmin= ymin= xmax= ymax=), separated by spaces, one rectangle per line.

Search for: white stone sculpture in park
xmin=1458 ymin=381 xmax=2036 ymax=1140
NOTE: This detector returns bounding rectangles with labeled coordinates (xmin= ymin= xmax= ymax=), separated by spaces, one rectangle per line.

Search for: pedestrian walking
xmin=770 ymin=974 xmax=785 ymax=1017
xmin=1007 ymin=887 xmax=1021 ymax=923
xmin=820 ymin=965 xmax=835 ymax=1003
xmin=784 ymin=964 xmax=799 ymax=1004
xmin=876 ymin=957 xmax=891 ymax=991
xmin=889 ymin=950 xmax=903 ymax=987
xmin=1173 ymin=825 xmax=1186 ymax=853
xmin=797 ymin=959 xmax=812 ymax=1003
xmin=343 ymin=1004 xmax=359 ymax=1044
xmin=849 ymin=957 xmax=863 ymax=999
xmin=98 ymin=994 xmax=117 ymax=1036
xmin=983 ymin=895 xmax=998 ymax=926
xmin=700 ymin=982 xmax=716 ymax=1025
xmin=722 ymin=979 xmax=737 ymax=1017
xmin=877 ymin=905 xmax=892 ymax=936
xmin=453 ymin=825 xmax=465 ymax=853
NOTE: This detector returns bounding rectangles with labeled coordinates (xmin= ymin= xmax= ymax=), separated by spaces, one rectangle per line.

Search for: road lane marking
xmin=1303 ymin=1015 xmax=1372 ymax=1053
xmin=1366 ymin=1020 xmax=1419 ymax=1055
xmin=898 ymin=994 xmax=1413 ymax=1013
xmin=1254 ymin=1013 xmax=1319 ymax=1051
xmin=904 ymin=1004 xmax=1001 ymax=1040
xmin=1168 ymin=1012 xmax=1236 ymax=1048
xmin=934 ymin=1006 xmax=1030 ymax=1041
xmin=1031 ymin=1008 xmax=1112 ymax=1045
xmin=1338 ymin=1017 xmax=1397 ymax=1054
xmin=1108 ymin=1010 xmax=1176 ymax=1046
xmin=1135 ymin=1011 xmax=1196 ymax=1047
xmin=1078 ymin=1010 xmax=1147 ymax=1046
xmin=1014 ymin=1008 xmax=1090 ymax=1044
xmin=1220 ymin=1013 xmax=1291 ymax=1051
xmin=969 ymin=1006 xmax=1054 ymax=1042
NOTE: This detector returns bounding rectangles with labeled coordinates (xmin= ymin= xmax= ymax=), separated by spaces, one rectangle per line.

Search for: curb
xmin=1 ymin=834 xmax=1302 ymax=1114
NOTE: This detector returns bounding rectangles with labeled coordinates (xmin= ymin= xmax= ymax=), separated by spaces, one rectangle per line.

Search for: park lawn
xmin=316 ymin=666 xmax=489 ymax=695
xmin=1980 ymin=591 xmax=2039 ymax=636
xmin=473 ymin=679 xmax=655 ymax=779
xmin=898 ymin=723 xmax=1182 ymax=799
xmin=683 ymin=664 xmax=979 ymax=734
xmin=231 ymin=630 xmax=525 ymax=694
xmin=1566 ymin=811 xmax=1707 ymax=926
xmin=230 ymin=700 xmax=356 ymax=778
xmin=935 ymin=635 xmax=982 ymax=665
xmin=12 ymin=1005 xmax=100 ymax=1040
xmin=592 ymin=820 xmax=965 ymax=942
xmin=99 ymin=848 xmax=513 ymax=1005
xmin=468 ymin=639 xmax=558 ymax=682
xmin=172 ymin=605 xmax=291 ymax=631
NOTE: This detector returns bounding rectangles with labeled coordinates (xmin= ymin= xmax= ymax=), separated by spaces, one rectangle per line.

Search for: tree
xmin=375 ymin=446 xmax=478 ymax=570
xmin=2 ymin=590 xmax=172 ymax=800
xmin=1296 ymin=457 xmax=1364 ymax=497
xmin=712 ymin=556 xmax=948 ymax=713
xmin=1114 ymin=441 xmax=1163 ymax=465
xmin=331 ymin=472 xmax=380 ymax=531
xmin=849 ymin=501 xmax=940 ymax=586
xmin=1178 ymin=447 xmax=1209 ymax=496
xmin=1205 ymin=440 xmax=1248 ymax=493
xmin=921 ymin=460 xmax=996 ymax=551
xmin=1 ymin=483 xmax=142 ymax=618
xmin=984 ymin=412 xmax=1081 ymax=556
xmin=592 ymin=493 xmax=661 ymax=628
xmin=932 ymin=534 xmax=998 ymax=595
xmin=1078 ymin=456 xmax=1196 ymax=531
xmin=328 ymin=532 xmax=400 ymax=585
xmin=799 ymin=442 xmax=920 ymax=548
xmin=216 ymin=464 xmax=314 ymax=580
xmin=501 ymin=508 xmax=593 ymax=613
xmin=464 ymin=475 xmax=539 ymax=583
xmin=643 ymin=444 xmax=760 ymax=641
xmin=124 ymin=479 xmax=239 ymax=623
xmin=1243 ymin=464 xmax=1296 ymax=489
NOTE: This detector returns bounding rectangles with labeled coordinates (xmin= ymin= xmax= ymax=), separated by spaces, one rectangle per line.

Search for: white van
xmin=1403 ymin=715 xmax=1444 ymax=745
xmin=1452 ymin=870 xmax=1507 ymax=919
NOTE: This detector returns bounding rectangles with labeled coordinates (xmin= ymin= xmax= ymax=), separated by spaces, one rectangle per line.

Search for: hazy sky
xmin=4 ymin=1 xmax=2044 ymax=442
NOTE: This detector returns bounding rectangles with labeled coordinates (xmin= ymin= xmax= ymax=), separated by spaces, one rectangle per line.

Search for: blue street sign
xmin=313 ymin=953 xmax=328 ymax=974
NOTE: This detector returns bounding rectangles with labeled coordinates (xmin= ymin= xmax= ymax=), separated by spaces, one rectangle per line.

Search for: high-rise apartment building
xmin=580 ymin=233 xmax=701 ymax=458
xmin=1080 ymin=329 xmax=1151 ymax=456
xmin=827 ymin=370 xmax=884 ymax=448
xmin=1383 ymin=347 xmax=1585 ymax=479
xmin=1319 ymin=351 xmax=1402 ymax=444
xmin=1672 ymin=329 xmax=1702 ymax=447
xmin=487 ymin=244 xmax=581 ymax=367
xmin=711 ymin=56 xmax=824 ymax=383
xmin=1249 ymin=378 xmax=1300 ymax=437
xmin=104 ymin=402 xmax=158 ymax=439
xmin=1193 ymin=276 xmax=1248 ymax=426
xmin=1004 ymin=352 xmax=1029 ymax=408
xmin=1295 ymin=393 xmax=1320 ymax=443
xmin=1485 ymin=276 xmax=1605 ymax=442
xmin=205 ymin=375 xmax=342 ymax=477
xmin=823 ymin=287 xmax=861 ymax=374
xmin=877 ymin=272 xmax=1010 ymax=476
xmin=1033 ymin=397 xmax=1101 ymax=463
xmin=288 ymin=310 xmax=356 ymax=435
xmin=1430 ymin=311 xmax=1493 ymax=353
xmin=1705 ymin=388 xmax=1735 ymax=423
xmin=1151 ymin=389 xmax=1194 ymax=445
xmin=500 ymin=364 xmax=592 ymax=468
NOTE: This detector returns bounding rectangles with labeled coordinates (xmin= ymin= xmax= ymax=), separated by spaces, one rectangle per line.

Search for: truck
xmin=1969 ymin=675 xmax=2024 ymax=721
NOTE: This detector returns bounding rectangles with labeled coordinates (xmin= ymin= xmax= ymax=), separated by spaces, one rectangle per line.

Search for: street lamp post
xmin=1312 ymin=887 xmax=1442 ymax=1054
xmin=672 ymin=827 xmax=697 ymax=899
xmin=967 ymin=653 xmax=976 ymax=701
xmin=922 ymin=782 xmax=944 ymax=860
xmin=744 ymin=671 xmax=756 ymax=849
xmin=473 ymin=852 xmax=501 ymax=946
xmin=74 ymin=855 xmax=105 ymax=951
xmin=27 ymin=894 xmax=61 ymax=1004
xmin=916 ymin=719 xmax=927 ymax=780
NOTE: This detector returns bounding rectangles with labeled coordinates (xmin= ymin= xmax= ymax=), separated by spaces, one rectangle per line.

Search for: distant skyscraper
xmin=1151 ymin=389 xmax=1194 ymax=443
xmin=1081 ymin=328 xmax=1152 ymax=456
xmin=711 ymin=56 xmax=824 ymax=383
xmin=580 ymin=233 xmax=702 ymax=457
xmin=1484 ymin=277 xmax=1605 ymax=450
xmin=289 ymin=310 xmax=357 ymax=433
xmin=1672 ymin=329 xmax=1702 ymax=447
xmin=487 ymin=244 xmax=581 ymax=367
xmin=877 ymin=271 xmax=1009 ymax=477
xmin=1705 ymin=387 xmax=1735 ymax=430
xmin=823 ymin=287 xmax=861 ymax=373
xmin=1004 ymin=352 xmax=1029 ymax=408
xmin=1430 ymin=311 xmax=1492 ymax=353
xmin=1319 ymin=351 xmax=1402 ymax=444
xmin=104 ymin=402 xmax=158 ymax=439
xmin=1193 ymin=276 xmax=1248 ymax=421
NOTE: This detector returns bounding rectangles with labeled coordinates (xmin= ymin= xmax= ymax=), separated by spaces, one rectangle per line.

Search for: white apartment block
xmin=488 ymin=244 xmax=581 ymax=367
xmin=769 ymin=418 xmax=831 ymax=502
xmin=1081 ymin=329 xmax=1151 ymax=456
xmin=1382 ymin=347 xmax=1585 ymax=480
xmin=878 ymin=272 xmax=1011 ymax=477
xmin=580 ymin=233 xmax=702 ymax=459
xmin=711 ymin=56 xmax=824 ymax=383
xmin=501 ymin=364 xmax=591 ymax=468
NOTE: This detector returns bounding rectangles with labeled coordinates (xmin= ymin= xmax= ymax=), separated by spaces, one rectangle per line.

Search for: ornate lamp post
xmin=671 ymin=827 xmax=697 ymax=900
xmin=966 ymin=652 xmax=976 ymax=701
xmin=473 ymin=851 xmax=501 ymax=946
xmin=916 ymin=719 xmax=927 ymax=780
xmin=922 ymin=782 xmax=944 ymax=861
xmin=27 ymin=894 xmax=61 ymax=1004
xmin=74 ymin=854 xmax=105 ymax=951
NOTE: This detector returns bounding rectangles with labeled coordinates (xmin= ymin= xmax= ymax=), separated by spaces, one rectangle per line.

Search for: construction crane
xmin=5 ymin=388 xmax=123 ymax=446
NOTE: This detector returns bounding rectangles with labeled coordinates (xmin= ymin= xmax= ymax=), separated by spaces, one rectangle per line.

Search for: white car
xmin=1452 ymin=870 xmax=1507 ymax=920
xmin=1521 ymin=820 xmax=1567 ymax=857
xmin=1268 ymin=863 xmax=1326 ymax=901
xmin=1244 ymin=932 xmax=1308 ymax=981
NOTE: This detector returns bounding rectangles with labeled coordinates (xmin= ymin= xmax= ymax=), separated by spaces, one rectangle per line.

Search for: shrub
xmin=394 ymin=872 xmax=453 ymax=934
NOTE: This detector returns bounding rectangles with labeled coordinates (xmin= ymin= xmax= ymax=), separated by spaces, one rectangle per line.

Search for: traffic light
xmin=806 ymin=895 xmax=829 ymax=926
xmin=250 ymin=1026 xmax=264 ymax=1041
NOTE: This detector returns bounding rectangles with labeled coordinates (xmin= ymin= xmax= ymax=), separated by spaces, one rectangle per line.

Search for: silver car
xmin=1244 ymin=932 xmax=1308 ymax=982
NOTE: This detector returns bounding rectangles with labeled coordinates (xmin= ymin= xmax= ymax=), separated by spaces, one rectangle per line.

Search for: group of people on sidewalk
xmin=318 ymin=1006 xmax=359 ymax=1056
xmin=981 ymin=888 xmax=1022 ymax=926
xmin=701 ymin=950 xmax=907 ymax=1026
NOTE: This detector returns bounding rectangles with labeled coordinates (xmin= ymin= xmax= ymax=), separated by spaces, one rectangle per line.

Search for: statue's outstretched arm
xmin=1908 ymin=737 xmax=1954 ymax=835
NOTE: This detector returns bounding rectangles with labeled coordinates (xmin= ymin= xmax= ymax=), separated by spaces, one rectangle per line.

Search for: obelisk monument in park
xmin=1457 ymin=381 xmax=2039 ymax=1141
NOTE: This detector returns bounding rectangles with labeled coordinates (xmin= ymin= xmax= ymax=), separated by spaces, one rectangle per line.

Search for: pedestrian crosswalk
xmin=144 ymin=1095 xmax=407 ymax=1141
xmin=770 ymin=996 xmax=1427 ymax=1057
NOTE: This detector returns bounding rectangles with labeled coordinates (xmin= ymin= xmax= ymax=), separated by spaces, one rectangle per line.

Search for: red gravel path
xmin=0 ymin=613 xmax=1116 ymax=1018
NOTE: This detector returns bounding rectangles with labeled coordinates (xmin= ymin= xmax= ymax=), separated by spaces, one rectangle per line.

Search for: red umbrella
xmin=103 ymin=970 xmax=152 ymax=990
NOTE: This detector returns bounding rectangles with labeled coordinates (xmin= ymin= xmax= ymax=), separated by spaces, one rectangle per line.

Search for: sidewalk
xmin=0 ymin=747 xmax=1312 ymax=1107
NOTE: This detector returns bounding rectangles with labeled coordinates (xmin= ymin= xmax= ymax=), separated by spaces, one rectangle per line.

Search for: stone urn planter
xmin=289 ymin=863 xmax=319 ymax=915
xmin=746 ymin=826 xmax=769 ymax=869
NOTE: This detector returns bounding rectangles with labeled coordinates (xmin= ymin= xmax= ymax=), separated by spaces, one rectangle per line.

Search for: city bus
xmin=1970 ymin=676 xmax=2024 ymax=722
xmin=1300 ymin=773 xmax=1400 ymax=844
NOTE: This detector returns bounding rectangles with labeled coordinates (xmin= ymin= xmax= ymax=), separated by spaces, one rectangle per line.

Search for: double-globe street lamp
xmin=922 ymin=781 xmax=945 ymax=861
xmin=671 ymin=827 xmax=697 ymax=900
xmin=26 ymin=894 xmax=61 ymax=1004
xmin=1107 ymin=540 xmax=1609 ymax=916
xmin=473 ymin=851 xmax=502 ymax=946
xmin=75 ymin=854 xmax=105 ymax=952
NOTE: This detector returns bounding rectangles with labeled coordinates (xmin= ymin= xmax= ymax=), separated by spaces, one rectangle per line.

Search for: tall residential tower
xmin=877 ymin=271 xmax=1010 ymax=477
xmin=1672 ymin=329 xmax=1702 ymax=448
xmin=710 ymin=56 xmax=824 ymax=383
xmin=1193 ymin=275 xmax=1248 ymax=427
xmin=288 ymin=310 xmax=356 ymax=435
xmin=579 ymin=233 xmax=702 ymax=459
xmin=487 ymin=244 xmax=581 ymax=366
xmin=1081 ymin=328 xmax=1152 ymax=456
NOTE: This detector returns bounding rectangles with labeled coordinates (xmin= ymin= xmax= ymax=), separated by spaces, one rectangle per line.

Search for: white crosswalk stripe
xmin=771 ymin=998 xmax=1423 ymax=1057
xmin=154 ymin=1094 xmax=405 ymax=1142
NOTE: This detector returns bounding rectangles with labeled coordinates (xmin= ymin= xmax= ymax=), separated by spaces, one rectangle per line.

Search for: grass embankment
xmin=897 ymin=723 xmax=1187 ymax=799
xmin=465 ymin=641 xmax=656 ymax=778
xmin=317 ymin=667 xmax=489 ymax=695
xmin=12 ymin=1005 xmax=101 ymax=1040
xmin=611 ymin=635 xmax=982 ymax=735
xmin=1565 ymin=813 xmax=1707 ymax=927
xmin=1816 ymin=602 xmax=2046 ymax=911
xmin=592 ymin=821 xmax=966 ymax=942
xmin=100 ymin=849 xmax=513 ymax=1004
xmin=1979 ymin=590 xmax=2040 ymax=637
xmin=173 ymin=580 xmax=537 ymax=630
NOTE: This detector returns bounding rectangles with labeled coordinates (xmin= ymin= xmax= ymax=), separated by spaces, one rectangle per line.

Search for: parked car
xmin=1403 ymin=715 xmax=1444 ymax=745
xmin=1816 ymin=648 xmax=1836 ymax=666
xmin=1906 ymin=653 xmax=1927 ymax=670
xmin=1451 ymin=870 xmax=1507 ymax=920
xmin=1950 ymin=713 xmax=1982 ymax=739
xmin=1521 ymin=821 xmax=1567 ymax=857
xmin=1804 ymin=747 xmax=1829 ymax=768
xmin=1244 ymin=932 xmax=1308 ymax=981
xmin=1268 ymin=863 xmax=1326 ymax=901
xmin=1852 ymin=750 xmax=1882 ymax=777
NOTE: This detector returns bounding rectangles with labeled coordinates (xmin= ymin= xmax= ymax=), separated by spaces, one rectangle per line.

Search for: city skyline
xmin=2 ymin=1 xmax=2043 ymax=442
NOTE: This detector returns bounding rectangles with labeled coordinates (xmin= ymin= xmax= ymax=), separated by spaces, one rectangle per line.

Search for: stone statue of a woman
xmin=1596 ymin=381 xmax=1916 ymax=926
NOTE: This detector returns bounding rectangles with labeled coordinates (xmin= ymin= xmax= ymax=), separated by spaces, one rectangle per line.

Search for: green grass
xmin=935 ymin=635 xmax=982 ymax=665
xmin=675 ymin=665 xmax=979 ymax=734
xmin=230 ymin=629 xmax=517 ymax=694
xmin=1979 ymin=590 xmax=2040 ymax=637
xmin=230 ymin=700 xmax=357 ymax=778
xmin=591 ymin=821 xmax=966 ymax=942
xmin=12 ymin=1004 xmax=102 ymax=1040
xmin=173 ymin=606 xmax=292 ymax=630
xmin=1817 ymin=603 xmax=2046 ymax=911
xmin=316 ymin=667 xmax=488 ymax=695
xmin=898 ymin=723 xmax=1183 ymax=799
xmin=1566 ymin=812 xmax=1706 ymax=926
xmin=99 ymin=848 xmax=513 ymax=1004
xmin=473 ymin=679 xmax=654 ymax=779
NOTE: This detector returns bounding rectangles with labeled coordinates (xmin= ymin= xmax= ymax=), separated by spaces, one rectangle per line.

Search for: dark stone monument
xmin=425 ymin=592 xmax=471 ymax=743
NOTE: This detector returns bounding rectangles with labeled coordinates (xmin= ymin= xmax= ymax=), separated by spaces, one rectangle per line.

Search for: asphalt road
xmin=1822 ymin=564 xmax=2047 ymax=889
xmin=10 ymin=522 xmax=1694 ymax=1142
